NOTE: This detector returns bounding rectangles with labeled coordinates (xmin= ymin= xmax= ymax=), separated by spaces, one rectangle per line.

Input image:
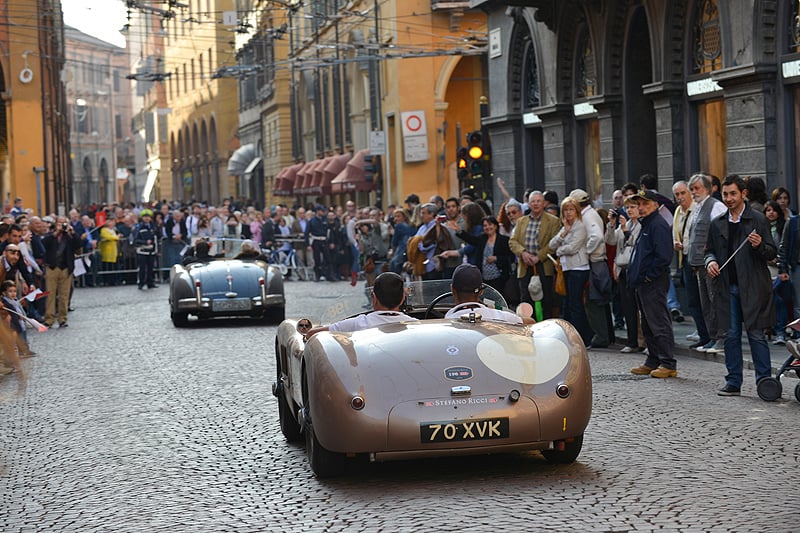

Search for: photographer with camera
xmin=42 ymin=216 xmax=82 ymax=328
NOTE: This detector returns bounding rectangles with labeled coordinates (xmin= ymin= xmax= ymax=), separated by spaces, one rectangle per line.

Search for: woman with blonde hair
xmin=549 ymin=196 xmax=592 ymax=345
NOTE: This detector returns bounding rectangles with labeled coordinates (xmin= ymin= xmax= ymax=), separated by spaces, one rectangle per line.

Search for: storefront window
xmin=697 ymin=99 xmax=727 ymax=179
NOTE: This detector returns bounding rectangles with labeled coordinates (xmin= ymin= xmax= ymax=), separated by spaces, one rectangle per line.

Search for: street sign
xmin=369 ymin=131 xmax=386 ymax=155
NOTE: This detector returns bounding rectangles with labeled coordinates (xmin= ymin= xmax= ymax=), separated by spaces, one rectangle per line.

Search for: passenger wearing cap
xmin=444 ymin=264 xmax=532 ymax=324
xmin=304 ymin=272 xmax=417 ymax=336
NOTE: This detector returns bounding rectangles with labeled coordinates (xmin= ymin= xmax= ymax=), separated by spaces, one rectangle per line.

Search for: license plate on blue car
xmin=212 ymin=299 xmax=251 ymax=312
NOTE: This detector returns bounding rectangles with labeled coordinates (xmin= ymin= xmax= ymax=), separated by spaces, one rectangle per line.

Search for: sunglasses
xmin=297 ymin=321 xmax=312 ymax=330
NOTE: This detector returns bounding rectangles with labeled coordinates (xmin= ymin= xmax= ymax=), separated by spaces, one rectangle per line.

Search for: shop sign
xmin=782 ymin=59 xmax=800 ymax=79
xmin=573 ymin=102 xmax=597 ymax=118
xmin=523 ymin=112 xmax=541 ymax=125
xmin=686 ymin=77 xmax=722 ymax=96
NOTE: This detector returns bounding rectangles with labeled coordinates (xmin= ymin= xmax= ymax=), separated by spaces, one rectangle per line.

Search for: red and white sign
xmin=400 ymin=110 xmax=429 ymax=162
xmin=401 ymin=111 xmax=427 ymax=137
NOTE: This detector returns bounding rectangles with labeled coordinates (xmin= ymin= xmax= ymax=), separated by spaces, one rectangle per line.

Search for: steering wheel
xmin=424 ymin=291 xmax=454 ymax=319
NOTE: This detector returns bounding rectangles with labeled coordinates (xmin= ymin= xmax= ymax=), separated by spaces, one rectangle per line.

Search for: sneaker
xmin=630 ymin=365 xmax=656 ymax=375
xmin=772 ymin=335 xmax=786 ymax=346
xmin=686 ymin=331 xmax=700 ymax=342
xmin=642 ymin=347 xmax=649 ymax=356
xmin=58 ymin=322 xmax=68 ymax=328
xmin=689 ymin=339 xmax=710 ymax=349
xmin=704 ymin=340 xmax=724 ymax=353
xmin=620 ymin=346 xmax=640 ymax=353
xmin=614 ymin=321 xmax=625 ymax=330
xmin=650 ymin=366 xmax=677 ymax=378
xmin=717 ymin=384 xmax=741 ymax=396
xmin=695 ymin=339 xmax=716 ymax=352
xmin=671 ymin=308 xmax=685 ymax=323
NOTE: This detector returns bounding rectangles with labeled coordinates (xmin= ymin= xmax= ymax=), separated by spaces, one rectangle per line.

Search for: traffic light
xmin=457 ymin=147 xmax=469 ymax=180
xmin=364 ymin=154 xmax=379 ymax=182
xmin=466 ymin=130 xmax=485 ymax=177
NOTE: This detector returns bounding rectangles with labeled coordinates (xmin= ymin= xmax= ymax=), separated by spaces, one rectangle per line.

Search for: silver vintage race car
xmin=273 ymin=280 xmax=592 ymax=477
xmin=168 ymin=239 xmax=285 ymax=327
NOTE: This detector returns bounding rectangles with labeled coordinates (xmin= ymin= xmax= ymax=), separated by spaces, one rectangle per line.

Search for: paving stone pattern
xmin=1 ymin=282 xmax=798 ymax=532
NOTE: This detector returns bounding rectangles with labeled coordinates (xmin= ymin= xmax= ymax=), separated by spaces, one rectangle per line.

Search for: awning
xmin=272 ymin=165 xmax=290 ymax=196
xmin=243 ymin=156 xmax=262 ymax=179
xmin=142 ymin=168 xmax=158 ymax=201
xmin=292 ymin=162 xmax=311 ymax=194
xmin=321 ymin=152 xmax=352 ymax=195
xmin=297 ymin=159 xmax=324 ymax=195
xmin=331 ymin=149 xmax=374 ymax=193
xmin=278 ymin=162 xmax=304 ymax=195
xmin=227 ymin=143 xmax=256 ymax=176
xmin=307 ymin=156 xmax=332 ymax=195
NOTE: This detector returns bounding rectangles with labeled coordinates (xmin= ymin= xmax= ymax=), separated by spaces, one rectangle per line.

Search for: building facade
xmin=473 ymin=0 xmax=800 ymax=207
xmin=262 ymin=0 xmax=489 ymax=208
xmin=0 ymin=0 xmax=69 ymax=215
xmin=65 ymin=27 xmax=132 ymax=206
xmin=163 ymin=0 xmax=239 ymax=205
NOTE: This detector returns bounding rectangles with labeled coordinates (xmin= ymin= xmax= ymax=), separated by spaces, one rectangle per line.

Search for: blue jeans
xmin=724 ymin=284 xmax=772 ymax=388
xmin=667 ymin=277 xmax=680 ymax=311
xmin=351 ymin=244 xmax=360 ymax=273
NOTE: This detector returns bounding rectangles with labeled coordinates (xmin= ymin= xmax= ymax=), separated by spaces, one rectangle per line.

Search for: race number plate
xmin=420 ymin=417 xmax=509 ymax=443
xmin=212 ymin=299 xmax=251 ymax=312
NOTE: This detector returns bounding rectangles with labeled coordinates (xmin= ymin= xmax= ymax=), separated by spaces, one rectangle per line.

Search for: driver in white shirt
xmin=305 ymin=272 xmax=417 ymax=336
xmin=444 ymin=264 xmax=534 ymax=324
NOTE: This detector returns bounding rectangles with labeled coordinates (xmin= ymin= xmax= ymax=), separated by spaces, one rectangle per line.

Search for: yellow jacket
xmin=99 ymin=227 xmax=120 ymax=263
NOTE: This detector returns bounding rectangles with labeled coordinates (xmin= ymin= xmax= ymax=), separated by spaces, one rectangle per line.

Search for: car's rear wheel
xmin=794 ymin=381 xmax=800 ymax=403
xmin=542 ymin=434 xmax=583 ymax=464
xmin=171 ymin=311 xmax=189 ymax=327
xmin=302 ymin=371 xmax=345 ymax=477
xmin=305 ymin=418 xmax=346 ymax=478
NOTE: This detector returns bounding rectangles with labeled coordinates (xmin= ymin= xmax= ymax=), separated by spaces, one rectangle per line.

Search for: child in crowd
xmin=1 ymin=279 xmax=33 ymax=357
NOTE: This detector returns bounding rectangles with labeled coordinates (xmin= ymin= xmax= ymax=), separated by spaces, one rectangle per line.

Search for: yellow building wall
xmin=7 ymin=32 xmax=46 ymax=212
xmin=380 ymin=0 xmax=486 ymax=205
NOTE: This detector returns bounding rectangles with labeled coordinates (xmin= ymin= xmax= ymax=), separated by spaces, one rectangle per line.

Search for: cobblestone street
xmin=1 ymin=281 xmax=798 ymax=532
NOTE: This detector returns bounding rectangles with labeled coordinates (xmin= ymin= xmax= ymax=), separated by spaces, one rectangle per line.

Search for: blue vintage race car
xmin=168 ymin=239 xmax=285 ymax=327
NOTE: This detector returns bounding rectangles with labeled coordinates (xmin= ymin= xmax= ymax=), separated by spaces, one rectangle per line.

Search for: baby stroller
xmin=757 ymin=317 xmax=800 ymax=402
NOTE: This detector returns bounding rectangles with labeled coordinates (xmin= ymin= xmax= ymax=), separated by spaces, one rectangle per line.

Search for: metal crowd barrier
xmin=79 ymin=236 xmax=317 ymax=286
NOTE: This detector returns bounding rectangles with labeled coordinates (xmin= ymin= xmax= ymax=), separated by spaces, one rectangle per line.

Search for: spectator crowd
xmin=1 ymin=177 xmax=798 ymax=399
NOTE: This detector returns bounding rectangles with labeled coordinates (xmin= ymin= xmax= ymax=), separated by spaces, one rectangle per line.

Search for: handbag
xmin=553 ymin=259 xmax=567 ymax=296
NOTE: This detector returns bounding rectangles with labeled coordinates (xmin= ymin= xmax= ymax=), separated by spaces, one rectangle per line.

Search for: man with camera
xmin=42 ymin=216 xmax=82 ymax=328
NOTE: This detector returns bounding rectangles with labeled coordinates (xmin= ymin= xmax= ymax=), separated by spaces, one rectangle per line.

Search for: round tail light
xmin=350 ymin=395 xmax=365 ymax=410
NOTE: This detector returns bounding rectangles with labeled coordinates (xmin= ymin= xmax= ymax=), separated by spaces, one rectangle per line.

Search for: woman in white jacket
xmin=605 ymin=196 xmax=642 ymax=353
xmin=549 ymin=196 xmax=592 ymax=345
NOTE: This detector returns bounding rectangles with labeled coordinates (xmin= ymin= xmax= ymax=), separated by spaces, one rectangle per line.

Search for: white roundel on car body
xmin=476 ymin=334 xmax=570 ymax=385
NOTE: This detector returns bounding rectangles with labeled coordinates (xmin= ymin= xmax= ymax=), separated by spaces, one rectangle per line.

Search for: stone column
xmin=593 ymin=96 xmax=625 ymax=201
xmin=484 ymin=114 xmax=523 ymax=199
xmin=536 ymin=104 xmax=574 ymax=199
xmin=716 ymin=66 xmax=779 ymax=182
xmin=643 ymin=82 xmax=686 ymax=187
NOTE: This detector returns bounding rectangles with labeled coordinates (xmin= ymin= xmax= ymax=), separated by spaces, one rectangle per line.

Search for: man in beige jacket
xmin=510 ymin=191 xmax=562 ymax=318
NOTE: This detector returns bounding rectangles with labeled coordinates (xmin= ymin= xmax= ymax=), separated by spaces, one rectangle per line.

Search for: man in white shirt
xmin=305 ymin=272 xmax=416 ymax=335
xmin=445 ymin=264 xmax=532 ymax=324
